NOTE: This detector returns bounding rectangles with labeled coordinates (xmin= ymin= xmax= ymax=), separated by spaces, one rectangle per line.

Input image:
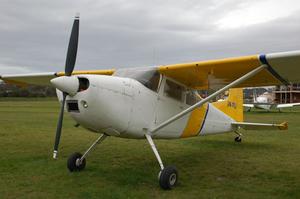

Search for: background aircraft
xmin=1 ymin=15 xmax=299 ymax=190
xmin=244 ymin=90 xmax=300 ymax=111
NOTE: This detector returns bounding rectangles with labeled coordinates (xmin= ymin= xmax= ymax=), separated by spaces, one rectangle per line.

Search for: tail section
xmin=213 ymin=88 xmax=244 ymax=122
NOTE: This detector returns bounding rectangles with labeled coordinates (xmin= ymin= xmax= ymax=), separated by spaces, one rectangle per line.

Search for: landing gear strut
xmin=234 ymin=131 xmax=242 ymax=143
xmin=234 ymin=136 xmax=242 ymax=142
xmin=145 ymin=133 xmax=178 ymax=190
xmin=67 ymin=134 xmax=107 ymax=172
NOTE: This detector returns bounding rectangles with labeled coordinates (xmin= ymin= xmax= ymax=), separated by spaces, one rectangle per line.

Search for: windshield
xmin=114 ymin=67 xmax=160 ymax=92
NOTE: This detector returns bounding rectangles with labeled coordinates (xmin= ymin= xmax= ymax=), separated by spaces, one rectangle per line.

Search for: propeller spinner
xmin=52 ymin=14 xmax=80 ymax=159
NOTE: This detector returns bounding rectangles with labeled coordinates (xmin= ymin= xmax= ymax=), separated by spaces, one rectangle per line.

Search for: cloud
xmin=0 ymin=63 xmax=33 ymax=74
xmin=0 ymin=0 xmax=299 ymax=74
xmin=217 ymin=0 xmax=300 ymax=29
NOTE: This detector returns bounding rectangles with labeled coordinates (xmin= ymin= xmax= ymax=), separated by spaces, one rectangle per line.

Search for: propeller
xmin=53 ymin=14 xmax=80 ymax=159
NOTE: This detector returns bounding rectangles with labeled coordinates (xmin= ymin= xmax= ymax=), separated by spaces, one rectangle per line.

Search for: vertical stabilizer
xmin=212 ymin=88 xmax=244 ymax=122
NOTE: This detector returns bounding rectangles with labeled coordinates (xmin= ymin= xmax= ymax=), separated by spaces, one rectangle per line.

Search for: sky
xmin=0 ymin=0 xmax=299 ymax=74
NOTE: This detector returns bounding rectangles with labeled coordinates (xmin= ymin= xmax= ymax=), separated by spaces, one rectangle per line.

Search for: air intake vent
xmin=78 ymin=77 xmax=89 ymax=92
xmin=67 ymin=100 xmax=79 ymax=112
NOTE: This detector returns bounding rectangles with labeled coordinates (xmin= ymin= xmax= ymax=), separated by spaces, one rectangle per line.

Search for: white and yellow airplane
xmin=244 ymin=90 xmax=300 ymax=111
xmin=1 ymin=15 xmax=300 ymax=189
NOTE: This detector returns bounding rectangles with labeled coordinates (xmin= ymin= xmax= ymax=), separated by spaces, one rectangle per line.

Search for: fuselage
xmin=253 ymin=92 xmax=274 ymax=110
xmin=58 ymin=74 xmax=235 ymax=139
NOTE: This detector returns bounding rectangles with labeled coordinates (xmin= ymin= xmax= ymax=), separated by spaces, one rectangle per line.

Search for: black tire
xmin=159 ymin=165 xmax=178 ymax=190
xmin=234 ymin=136 xmax=242 ymax=143
xmin=67 ymin=152 xmax=86 ymax=172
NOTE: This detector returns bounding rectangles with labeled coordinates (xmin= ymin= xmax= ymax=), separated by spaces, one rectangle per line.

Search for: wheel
xmin=234 ymin=136 xmax=242 ymax=143
xmin=67 ymin=152 xmax=86 ymax=172
xmin=159 ymin=165 xmax=178 ymax=190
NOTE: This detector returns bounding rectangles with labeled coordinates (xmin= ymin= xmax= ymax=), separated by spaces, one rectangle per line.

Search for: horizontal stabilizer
xmin=232 ymin=121 xmax=288 ymax=130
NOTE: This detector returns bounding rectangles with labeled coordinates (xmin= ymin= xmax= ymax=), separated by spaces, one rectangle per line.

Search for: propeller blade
xmin=65 ymin=14 xmax=80 ymax=76
xmin=53 ymin=14 xmax=80 ymax=159
xmin=53 ymin=92 xmax=67 ymax=159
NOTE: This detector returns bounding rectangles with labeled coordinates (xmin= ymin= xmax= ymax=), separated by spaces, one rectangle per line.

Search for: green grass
xmin=1 ymin=99 xmax=300 ymax=199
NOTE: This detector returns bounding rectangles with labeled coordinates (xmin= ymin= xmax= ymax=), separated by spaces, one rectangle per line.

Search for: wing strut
xmin=149 ymin=64 xmax=268 ymax=135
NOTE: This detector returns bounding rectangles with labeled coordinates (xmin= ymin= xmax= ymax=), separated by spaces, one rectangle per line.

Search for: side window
xmin=186 ymin=91 xmax=201 ymax=105
xmin=164 ymin=79 xmax=184 ymax=101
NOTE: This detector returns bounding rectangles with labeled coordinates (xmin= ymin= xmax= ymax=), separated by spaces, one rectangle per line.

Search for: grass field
xmin=1 ymin=98 xmax=300 ymax=199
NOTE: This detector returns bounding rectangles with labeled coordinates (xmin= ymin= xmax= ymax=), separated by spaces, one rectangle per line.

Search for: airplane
xmin=1 ymin=15 xmax=299 ymax=190
xmin=244 ymin=90 xmax=300 ymax=111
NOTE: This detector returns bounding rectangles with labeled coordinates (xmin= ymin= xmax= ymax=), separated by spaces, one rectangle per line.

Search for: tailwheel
xmin=234 ymin=136 xmax=242 ymax=143
xmin=67 ymin=152 xmax=86 ymax=172
xmin=159 ymin=166 xmax=178 ymax=190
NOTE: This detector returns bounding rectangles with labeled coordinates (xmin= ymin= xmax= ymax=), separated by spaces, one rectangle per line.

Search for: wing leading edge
xmin=0 ymin=69 xmax=115 ymax=86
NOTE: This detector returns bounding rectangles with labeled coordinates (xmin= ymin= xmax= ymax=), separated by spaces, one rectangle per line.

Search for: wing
xmin=0 ymin=69 xmax=115 ymax=86
xmin=277 ymin=103 xmax=300 ymax=109
xmin=0 ymin=72 xmax=56 ymax=86
xmin=232 ymin=122 xmax=288 ymax=130
xmin=158 ymin=51 xmax=300 ymax=89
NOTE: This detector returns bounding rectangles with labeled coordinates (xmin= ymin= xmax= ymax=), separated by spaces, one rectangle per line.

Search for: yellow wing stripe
xmin=181 ymin=103 xmax=208 ymax=138
xmin=56 ymin=69 xmax=115 ymax=76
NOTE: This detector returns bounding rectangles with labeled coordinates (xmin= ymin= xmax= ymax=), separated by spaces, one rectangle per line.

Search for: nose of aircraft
xmin=51 ymin=76 xmax=79 ymax=96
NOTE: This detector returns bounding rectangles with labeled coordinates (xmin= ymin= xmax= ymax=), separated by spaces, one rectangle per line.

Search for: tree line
xmin=0 ymin=82 xmax=56 ymax=97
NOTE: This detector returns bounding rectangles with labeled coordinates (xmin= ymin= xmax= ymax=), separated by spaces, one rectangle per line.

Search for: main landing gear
xmin=145 ymin=134 xmax=178 ymax=190
xmin=67 ymin=132 xmax=177 ymax=190
xmin=67 ymin=134 xmax=108 ymax=172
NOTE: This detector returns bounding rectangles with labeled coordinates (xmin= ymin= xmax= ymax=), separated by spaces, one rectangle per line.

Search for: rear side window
xmin=186 ymin=91 xmax=201 ymax=105
xmin=164 ymin=79 xmax=184 ymax=101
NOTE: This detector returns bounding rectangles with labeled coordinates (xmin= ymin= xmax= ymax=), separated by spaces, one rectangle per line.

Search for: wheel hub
xmin=75 ymin=158 xmax=82 ymax=167
xmin=169 ymin=173 xmax=177 ymax=186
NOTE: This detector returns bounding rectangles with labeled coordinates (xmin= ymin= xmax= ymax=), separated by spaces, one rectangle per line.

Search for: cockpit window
xmin=143 ymin=71 xmax=160 ymax=91
xmin=164 ymin=79 xmax=185 ymax=101
xmin=113 ymin=67 xmax=160 ymax=92
xmin=78 ymin=77 xmax=89 ymax=92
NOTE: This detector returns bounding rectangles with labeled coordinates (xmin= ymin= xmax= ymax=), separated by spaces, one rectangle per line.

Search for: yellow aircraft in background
xmin=1 ymin=15 xmax=299 ymax=189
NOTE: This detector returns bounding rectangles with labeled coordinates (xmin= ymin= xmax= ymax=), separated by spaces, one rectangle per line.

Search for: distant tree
xmin=0 ymin=82 xmax=56 ymax=97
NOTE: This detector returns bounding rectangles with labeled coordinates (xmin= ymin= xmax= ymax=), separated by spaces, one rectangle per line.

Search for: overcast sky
xmin=0 ymin=0 xmax=299 ymax=74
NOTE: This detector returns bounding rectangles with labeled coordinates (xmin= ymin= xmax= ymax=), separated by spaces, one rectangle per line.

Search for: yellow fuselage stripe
xmin=181 ymin=103 xmax=208 ymax=138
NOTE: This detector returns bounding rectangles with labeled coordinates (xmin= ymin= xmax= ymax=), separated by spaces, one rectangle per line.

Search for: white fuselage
xmin=58 ymin=75 xmax=235 ymax=139
xmin=254 ymin=92 xmax=274 ymax=110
